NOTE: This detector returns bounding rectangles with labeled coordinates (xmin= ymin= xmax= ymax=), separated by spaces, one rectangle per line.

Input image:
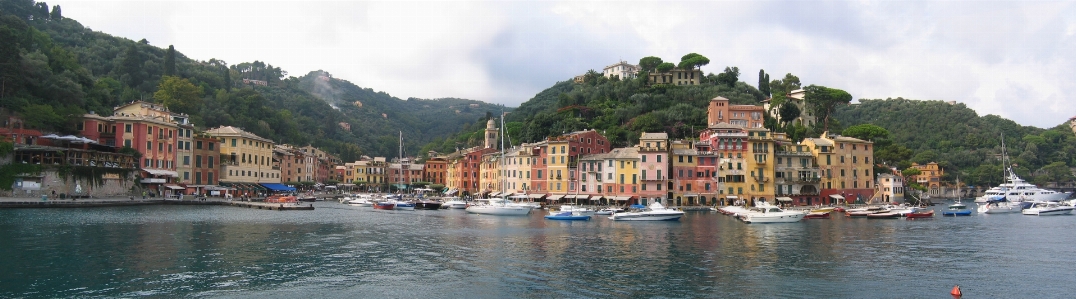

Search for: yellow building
xmin=911 ymin=162 xmax=943 ymax=196
xmin=479 ymin=152 xmax=502 ymax=195
xmin=547 ymin=139 xmax=572 ymax=194
xmin=803 ymin=131 xmax=874 ymax=204
xmin=746 ymin=128 xmax=776 ymax=204
xmin=206 ymin=126 xmax=280 ymax=184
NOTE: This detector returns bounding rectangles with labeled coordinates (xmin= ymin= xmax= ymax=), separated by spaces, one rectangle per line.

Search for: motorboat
xmin=550 ymin=204 xmax=595 ymax=216
xmin=441 ymin=197 xmax=468 ymax=209
xmin=803 ymin=211 xmax=831 ymax=219
xmin=394 ymin=201 xmax=416 ymax=210
xmin=346 ymin=196 xmax=374 ymax=207
xmin=609 ymin=202 xmax=684 ymax=221
xmin=977 ymin=198 xmax=1029 ymax=214
xmin=866 ymin=211 xmax=901 ymax=219
xmin=466 ymin=203 xmax=532 ymax=216
xmin=415 ymin=199 xmax=442 ymax=210
xmin=298 ymin=196 xmax=317 ymax=202
xmin=905 ymin=207 xmax=935 ymax=219
xmin=373 ymin=202 xmax=395 ymax=210
xmin=717 ymin=205 xmax=749 ymax=216
xmin=810 ymin=207 xmax=837 ymax=214
xmin=942 ymin=204 xmax=972 ymax=216
xmin=738 ymin=203 xmax=806 ymax=223
xmin=845 ymin=206 xmax=887 ymax=217
xmin=1021 ymin=201 xmax=1074 ymax=216
xmin=544 ymin=212 xmax=591 ymax=221
xmin=594 ymin=207 xmax=623 ymax=215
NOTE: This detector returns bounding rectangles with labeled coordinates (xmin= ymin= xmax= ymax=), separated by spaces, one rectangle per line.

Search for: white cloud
xmin=53 ymin=0 xmax=1076 ymax=128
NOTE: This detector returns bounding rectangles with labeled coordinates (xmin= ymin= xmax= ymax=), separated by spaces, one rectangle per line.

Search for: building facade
xmin=206 ymin=126 xmax=281 ymax=184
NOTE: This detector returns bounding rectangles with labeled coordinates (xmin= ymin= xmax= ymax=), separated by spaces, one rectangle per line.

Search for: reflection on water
xmin=2 ymin=203 xmax=1075 ymax=298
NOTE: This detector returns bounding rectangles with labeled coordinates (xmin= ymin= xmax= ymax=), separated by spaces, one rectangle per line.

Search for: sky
xmin=53 ymin=0 xmax=1076 ymax=129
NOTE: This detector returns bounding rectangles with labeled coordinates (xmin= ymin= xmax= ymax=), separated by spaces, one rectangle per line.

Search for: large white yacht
xmin=738 ymin=202 xmax=807 ymax=223
xmin=609 ymin=202 xmax=684 ymax=221
xmin=975 ymin=169 xmax=1070 ymax=204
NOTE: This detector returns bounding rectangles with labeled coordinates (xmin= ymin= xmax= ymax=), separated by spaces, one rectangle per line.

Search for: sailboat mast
xmin=500 ymin=113 xmax=507 ymax=204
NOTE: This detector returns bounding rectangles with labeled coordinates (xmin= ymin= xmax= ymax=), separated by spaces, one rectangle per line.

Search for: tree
xmin=778 ymin=102 xmax=801 ymax=125
xmin=715 ymin=66 xmax=739 ymax=87
xmin=758 ymin=69 xmax=770 ymax=97
xmin=655 ymin=62 xmax=675 ymax=73
xmin=804 ymin=84 xmax=852 ymax=132
xmin=677 ymin=53 xmax=710 ymax=70
xmin=841 ymin=124 xmax=890 ymax=141
xmin=1038 ymin=162 xmax=1072 ymax=187
xmin=20 ymin=104 xmax=63 ymax=130
xmin=639 ymin=56 xmax=663 ymax=73
xmin=769 ymin=73 xmax=801 ymax=97
xmin=120 ymin=43 xmax=145 ymax=86
xmin=154 ymin=76 xmax=203 ymax=114
xmin=49 ymin=5 xmax=60 ymax=19
xmin=163 ymin=45 xmax=176 ymax=76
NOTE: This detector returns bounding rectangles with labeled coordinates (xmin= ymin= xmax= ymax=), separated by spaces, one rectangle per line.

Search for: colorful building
xmin=803 ymin=132 xmax=874 ymax=204
xmin=637 ymin=133 xmax=670 ymax=205
xmin=80 ymin=101 xmax=181 ymax=196
xmin=910 ymin=162 xmax=943 ymax=196
xmin=206 ymin=126 xmax=281 ymax=187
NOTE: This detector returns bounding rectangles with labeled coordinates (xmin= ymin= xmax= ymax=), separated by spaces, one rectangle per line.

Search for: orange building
xmin=707 ymin=96 xmax=765 ymax=129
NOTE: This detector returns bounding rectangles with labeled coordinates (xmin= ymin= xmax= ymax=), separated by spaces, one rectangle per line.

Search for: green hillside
xmin=0 ymin=0 xmax=501 ymax=159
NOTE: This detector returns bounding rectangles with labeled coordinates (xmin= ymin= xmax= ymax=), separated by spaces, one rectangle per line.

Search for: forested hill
xmin=421 ymin=68 xmax=769 ymax=155
xmin=0 ymin=0 xmax=501 ymax=159
xmin=832 ymin=98 xmax=1076 ymax=187
xmin=295 ymin=72 xmax=508 ymax=156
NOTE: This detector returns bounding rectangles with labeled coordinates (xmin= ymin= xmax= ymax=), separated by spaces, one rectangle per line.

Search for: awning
xmin=777 ymin=197 xmax=794 ymax=202
xmin=529 ymin=194 xmax=546 ymax=199
xmin=573 ymin=195 xmax=591 ymax=200
xmin=163 ymin=184 xmax=184 ymax=190
xmin=683 ymin=193 xmax=698 ymax=197
xmin=143 ymin=168 xmax=178 ymax=177
xmin=726 ymin=196 xmax=738 ymax=199
xmin=489 ymin=192 xmax=501 ymax=197
xmin=590 ymin=196 xmax=602 ymax=201
xmin=614 ymin=196 xmax=632 ymax=201
xmin=547 ymin=195 xmax=565 ymax=200
xmin=260 ymin=183 xmax=297 ymax=192
xmin=445 ymin=189 xmax=458 ymax=195
xmin=829 ymin=195 xmax=846 ymax=200
xmin=392 ymin=184 xmax=409 ymax=189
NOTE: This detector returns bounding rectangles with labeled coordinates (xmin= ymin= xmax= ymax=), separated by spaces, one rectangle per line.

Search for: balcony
xmin=641 ymin=176 xmax=667 ymax=182
xmin=752 ymin=176 xmax=770 ymax=183
xmin=639 ymin=147 xmax=666 ymax=152
xmin=795 ymin=177 xmax=822 ymax=183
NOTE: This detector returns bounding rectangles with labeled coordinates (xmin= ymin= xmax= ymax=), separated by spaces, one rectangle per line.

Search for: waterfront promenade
xmin=0 ymin=197 xmax=314 ymax=210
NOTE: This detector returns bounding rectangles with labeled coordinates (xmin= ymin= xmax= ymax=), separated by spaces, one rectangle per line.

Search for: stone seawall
xmin=1 ymin=169 xmax=140 ymax=199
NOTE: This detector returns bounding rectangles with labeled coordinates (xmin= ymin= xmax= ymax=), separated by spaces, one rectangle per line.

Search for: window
xmin=124 ymin=140 xmax=131 ymax=147
xmin=642 ymin=155 xmax=647 ymax=162
xmin=196 ymin=141 xmax=203 ymax=149
xmin=208 ymin=172 xmax=214 ymax=184
xmin=183 ymin=172 xmax=190 ymax=180
xmin=184 ymin=156 xmax=191 ymax=166
xmin=231 ymin=139 xmax=237 ymax=147
xmin=195 ymin=155 xmax=202 ymax=167
xmin=125 ymin=124 xmax=132 ymax=133
xmin=209 ymin=143 xmax=215 ymax=151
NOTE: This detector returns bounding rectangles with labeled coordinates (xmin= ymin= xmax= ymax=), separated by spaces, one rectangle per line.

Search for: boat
xmin=974 ymin=136 xmax=1070 ymax=204
xmin=346 ymin=195 xmax=374 ymax=207
xmin=905 ymin=207 xmax=935 ymax=219
xmin=866 ymin=211 xmax=901 ymax=219
xmin=393 ymin=201 xmax=416 ymax=210
xmin=810 ymin=207 xmax=836 ymax=214
xmin=594 ymin=207 xmax=623 ymax=215
xmin=544 ymin=212 xmax=592 ymax=221
xmin=414 ymin=199 xmax=443 ymax=210
xmin=1021 ymin=201 xmax=1074 ymax=216
xmin=550 ymin=204 xmax=595 ymax=216
xmin=803 ymin=212 xmax=831 ymax=219
xmin=609 ymin=202 xmax=684 ymax=221
xmin=373 ymin=202 xmax=395 ymax=210
xmin=941 ymin=203 xmax=972 ymax=216
xmin=298 ymin=196 xmax=317 ymax=202
xmin=465 ymin=113 xmax=532 ymax=217
xmin=717 ymin=205 xmax=749 ymax=216
xmin=977 ymin=197 xmax=1029 ymax=214
xmin=441 ymin=197 xmax=468 ymax=209
xmin=845 ymin=206 xmax=887 ymax=217
xmin=738 ymin=203 xmax=806 ymax=223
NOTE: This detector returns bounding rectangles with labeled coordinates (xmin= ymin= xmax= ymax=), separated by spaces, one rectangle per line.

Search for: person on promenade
xmin=142 ymin=191 xmax=146 ymax=200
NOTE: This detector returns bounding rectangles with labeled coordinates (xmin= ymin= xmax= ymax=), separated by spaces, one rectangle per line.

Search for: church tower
xmin=484 ymin=118 xmax=498 ymax=149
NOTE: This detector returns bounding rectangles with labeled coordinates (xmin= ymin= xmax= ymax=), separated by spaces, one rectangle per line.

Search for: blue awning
xmin=260 ymin=183 xmax=296 ymax=192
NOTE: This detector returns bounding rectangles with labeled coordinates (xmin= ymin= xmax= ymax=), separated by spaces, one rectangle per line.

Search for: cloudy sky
xmin=55 ymin=0 xmax=1076 ymax=128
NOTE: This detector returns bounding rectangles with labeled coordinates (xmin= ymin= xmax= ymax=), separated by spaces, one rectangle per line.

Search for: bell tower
xmin=484 ymin=118 xmax=498 ymax=149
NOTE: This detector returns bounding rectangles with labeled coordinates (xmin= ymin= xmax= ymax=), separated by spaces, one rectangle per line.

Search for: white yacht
xmin=738 ymin=203 xmax=807 ymax=223
xmin=466 ymin=200 xmax=532 ymax=216
xmin=609 ymin=202 xmax=684 ymax=221
xmin=1021 ymin=202 xmax=1074 ymax=216
xmin=975 ymin=169 xmax=1070 ymax=203
xmin=441 ymin=196 xmax=468 ymax=209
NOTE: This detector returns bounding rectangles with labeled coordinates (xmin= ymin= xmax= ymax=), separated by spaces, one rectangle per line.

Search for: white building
xmin=603 ymin=60 xmax=640 ymax=80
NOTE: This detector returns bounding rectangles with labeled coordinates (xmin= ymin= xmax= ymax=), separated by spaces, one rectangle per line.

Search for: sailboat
xmin=466 ymin=114 xmax=532 ymax=216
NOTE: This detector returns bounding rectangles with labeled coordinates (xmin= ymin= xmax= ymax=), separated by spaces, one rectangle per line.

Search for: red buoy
xmin=950 ymin=285 xmax=962 ymax=298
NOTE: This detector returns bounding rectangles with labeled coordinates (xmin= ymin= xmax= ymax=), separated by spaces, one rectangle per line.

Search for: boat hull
xmin=741 ymin=213 xmax=806 ymax=223
xmin=466 ymin=205 xmax=532 ymax=215
xmin=866 ymin=212 xmax=900 ymax=219
xmin=394 ymin=203 xmax=415 ymax=210
xmin=373 ymin=203 xmax=395 ymax=210
xmin=804 ymin=212 xmax=831 ymax=219
xmin=1022 ymin=208 xmax=1073 ymax=216
xmin=298 ymin=197 xmax=317 ymax=202
xmin=906 ymin=211 xmax=935 ymax=218
xmin=544 ymin=215 xmax=591 ymax=220
xmin=942 ymin=209 xmax=971 ymax=216
xmin=415 ymin=202 xmax=443 ymax=210
xmin=609 ymin=214 xmax=683 ymax=221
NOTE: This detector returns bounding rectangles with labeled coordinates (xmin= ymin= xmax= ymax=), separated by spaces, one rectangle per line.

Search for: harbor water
xmin=2 ymin=202 xmax=1074 ymax=298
